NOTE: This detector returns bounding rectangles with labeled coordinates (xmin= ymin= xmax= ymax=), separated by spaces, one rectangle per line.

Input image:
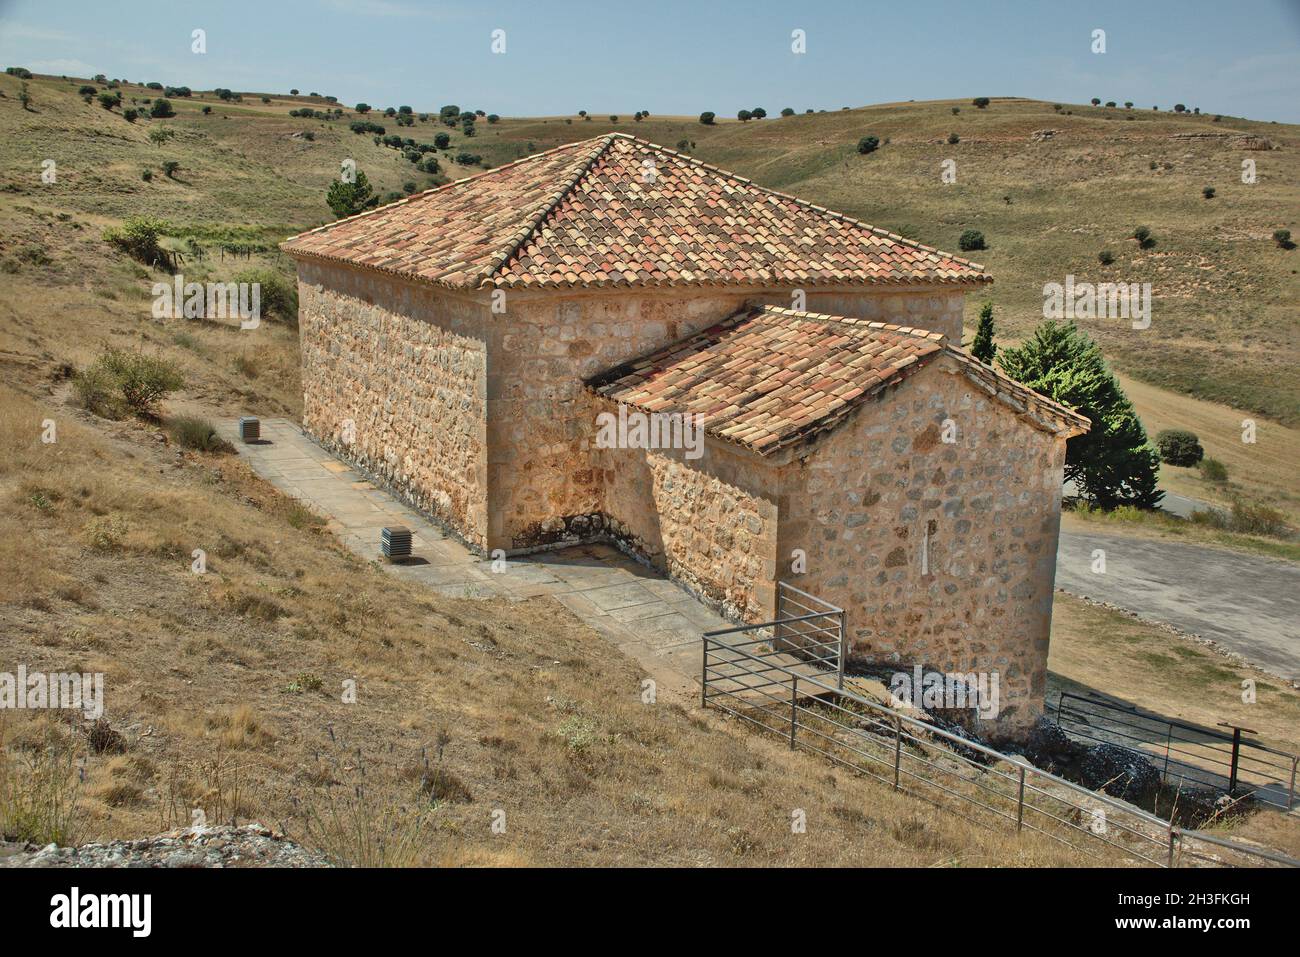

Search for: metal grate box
xmin=381 ymin=525 xmax=412 ymax=560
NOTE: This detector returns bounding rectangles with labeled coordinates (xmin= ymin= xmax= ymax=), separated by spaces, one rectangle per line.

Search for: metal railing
xmin=773 ymin=581 xmax=846 ymax=690
xmin=1054 ymin=692 xmax=1299 ymax=810
xmin=700 ymin=581 xmax=846 ymax=693
xmin=700 ymin=634 xmax=1299 ymax=868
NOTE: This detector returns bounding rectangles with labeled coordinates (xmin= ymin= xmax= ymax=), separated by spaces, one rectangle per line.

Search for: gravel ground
xmin=0 ymin=823 xmax=333 ymax=868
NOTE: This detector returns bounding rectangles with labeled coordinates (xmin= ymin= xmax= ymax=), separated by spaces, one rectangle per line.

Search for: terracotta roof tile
xmin=586 ymin=306 xmax=1090 ymax=456
xmin=282 ymin=134 xmax=990 ymax=290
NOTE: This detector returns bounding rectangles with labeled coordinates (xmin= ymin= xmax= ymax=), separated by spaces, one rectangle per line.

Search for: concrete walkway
xmin=1059 ymin=482 xmax=1299 ymax=678
xmin=218 ymin=418 xmax=730 ymax=697
xmin=224 ymin=420 xmax=1298 ymax=691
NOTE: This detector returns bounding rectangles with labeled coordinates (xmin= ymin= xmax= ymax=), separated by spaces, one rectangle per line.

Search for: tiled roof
xmin=281 ymin=134 xmax=991 ymax=291
xmin=586 ymin=306 xmax=1090 ymax=456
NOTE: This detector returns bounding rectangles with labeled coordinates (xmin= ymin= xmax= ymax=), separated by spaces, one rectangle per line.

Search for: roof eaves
xmin=944 ymin=353 xmax=1092 ymax=437
xmin=584 ymin=305 xmax=954 ymax=457
xmin=490 ymin=272 xmax=990 ymax=292
xmin=587 ymin=304 xmax=1089 ymax=456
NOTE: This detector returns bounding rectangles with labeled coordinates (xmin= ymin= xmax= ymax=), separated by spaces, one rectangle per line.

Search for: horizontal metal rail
xmin=775 ymin=581 xmax=846 ymax=691
xmin=776 ymin=580 xmax=844 ymax=614
xmin=703 ymin=637 xmax=1298 ymax=869
xmin=704 ymin=610 xmax=837 ymax=638
xmin=707 ymin=581 xmax=847 ymax=689
xmin=1054 ymin=692 xmax=1298 ymax=810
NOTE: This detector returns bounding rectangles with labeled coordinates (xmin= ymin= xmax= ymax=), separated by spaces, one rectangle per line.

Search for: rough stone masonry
xmin=283 ymin=134 xmax=1088 ymax=738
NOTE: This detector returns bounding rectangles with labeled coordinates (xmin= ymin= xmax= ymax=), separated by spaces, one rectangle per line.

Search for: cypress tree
xmin=998 ymin=320 xmax=1163 ymax=509
xmin=971 ymin=302 xmax=996 ymax=364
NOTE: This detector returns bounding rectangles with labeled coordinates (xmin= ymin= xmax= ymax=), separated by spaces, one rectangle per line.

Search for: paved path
xmin=1055 ymin=529 xmax=1300 ymax=679
xmin=218 ymin=418 xmax=732 ymax=698
xmin=1157 ymin=490 xmax=1215 ymax=521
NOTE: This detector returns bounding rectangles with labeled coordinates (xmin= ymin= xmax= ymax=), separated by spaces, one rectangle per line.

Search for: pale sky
xmin=2 ymin=0 xmax=1298 ymax=122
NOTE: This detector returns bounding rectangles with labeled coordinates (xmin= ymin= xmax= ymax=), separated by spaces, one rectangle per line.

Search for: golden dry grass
xmin=1048 ymin=592 xmax=1300 ymax=754
xmin=0 ymin=383 xmax=1105 ymax=866
xmin=1047 ymin=591 xmax=1300 ymax=858
xmin=1 ymin=77 xmax=1295 ymax=867
xmin=1118 ymin=374 xmax=1300 ymax=524
xmin=1059 ymin=508 xmax=1300 ymax=563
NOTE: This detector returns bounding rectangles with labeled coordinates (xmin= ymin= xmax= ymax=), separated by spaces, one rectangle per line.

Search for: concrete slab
xmin=1057 ymin=529 xmax=1300 ymax=679
xmin=401 ymin=563 xmax=493 ymax=587
xmin=218 ymin=418 xmax=743 ymax=696
xmin=580 ymin=582 xmax=663 ymax=612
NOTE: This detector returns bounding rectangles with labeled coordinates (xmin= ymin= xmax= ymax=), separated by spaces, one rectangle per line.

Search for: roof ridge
xmin=594 ymin=135 xmax=989 ymax=276
xmin=280 ymin=136 xmax=606 ymax=247
xmin=948 ymin=351 xmax=1091 ymax=429
xmin=474 ymin=135 xmax=616 ymax=287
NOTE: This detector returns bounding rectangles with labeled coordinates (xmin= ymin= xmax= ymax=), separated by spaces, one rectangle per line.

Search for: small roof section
xmin=586 ymin=306 xmax=1090 ymax=456
xmin=281 ymin=134 xmax=991 ymax=291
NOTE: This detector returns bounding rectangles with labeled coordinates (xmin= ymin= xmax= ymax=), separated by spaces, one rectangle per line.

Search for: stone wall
xmin=598 ymin=424 xmax=781 ymax=621
xmin=293 ymin=265 xmax=964 ymax=554
xmin=775 ymin=356 xmax=1067 ymax=736
xmin=486 ymin=284 xmax=963 ymax=551
xmin=297 ymin=261 xmax=490 ymax=547
xmin=787 ymin=289 xmax=966 ymax=341
xmin=291 ymin=262 xmax=1066 ymax=734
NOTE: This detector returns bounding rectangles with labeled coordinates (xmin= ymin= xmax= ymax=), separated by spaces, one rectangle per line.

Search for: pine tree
xmin=998 ymin=320 xmax=1163 ymax=509
xmin=326 ymin=170 xmax=378 ymax=219
xmin=971 ymin=302 xmax=996 ymax=364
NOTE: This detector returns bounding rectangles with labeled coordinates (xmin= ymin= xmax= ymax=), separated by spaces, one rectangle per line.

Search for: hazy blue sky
xmin=2 ymin=0 xmax=1298 ymax=122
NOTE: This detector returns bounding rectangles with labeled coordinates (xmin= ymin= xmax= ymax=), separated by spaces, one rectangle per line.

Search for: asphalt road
xmin=1055 ymin=529 xmax=1300 ymax=679
xmin=1063 ymin=479 xmax=1213 ymax=520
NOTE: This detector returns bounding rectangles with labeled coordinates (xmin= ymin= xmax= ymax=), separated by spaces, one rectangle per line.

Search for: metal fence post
xmin=893 ymin=715 xmax=903 ymax=791
xmin=837 ymin=610 xmax=846 ymax=692
xmin=789 ymin=675 xmax=799 ymax=749
xmin=1289 ymin=756 xmax=1298 ymax=811
xmin=1016 ymin=764 xmax=1026 ymax=832
xmin=1167 ymin=826 xmax=1177 ymax=868
xmin=700 ymin=638 xmax=708 ymax=709
xmin=1228 ymin=726 xmax=1242 ymax=795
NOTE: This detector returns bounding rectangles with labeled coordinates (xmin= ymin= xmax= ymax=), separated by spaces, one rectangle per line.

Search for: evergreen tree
xmin=326 ymin=170 xmax=378 ymax=218
xmin=998 ymin=320 xmax=1163 ymax=509
xmin=971 ymin=302 xmax=996 ymax=364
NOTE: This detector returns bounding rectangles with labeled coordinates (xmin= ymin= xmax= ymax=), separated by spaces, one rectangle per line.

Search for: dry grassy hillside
xmin=752 ymin=102 xmax=1297 ymax=425
xmin=0 ymin=383 xmax=1107 ymax=866
xmin=0 ymin=73 xmax=1297 ymax=865
xmin=2 ymin=77 xmax=1296 ymax=422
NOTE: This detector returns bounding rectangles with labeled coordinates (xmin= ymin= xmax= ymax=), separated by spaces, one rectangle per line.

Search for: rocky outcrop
xmin=0 ymin=823 xmax=331 ymax=868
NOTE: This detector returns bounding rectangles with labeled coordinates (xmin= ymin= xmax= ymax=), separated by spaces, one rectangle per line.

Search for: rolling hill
xmin=1 ymin=71 xmax=1298 ymax=864
xmin=3 ymin=75 xmax=1296 ymax=422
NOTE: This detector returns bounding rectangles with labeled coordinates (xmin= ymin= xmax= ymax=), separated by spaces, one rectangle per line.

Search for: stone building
xmin=282 ymin=133 xmax=1088 ymax=733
